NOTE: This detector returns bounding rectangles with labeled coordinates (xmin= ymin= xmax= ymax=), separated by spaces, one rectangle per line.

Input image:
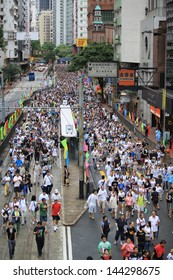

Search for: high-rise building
xmin=39 ymin=10 xmax=53 ymax=45
xmin=39 ymin=0 xmax=52 ymax=11
xmin=0 ymin=0 xmax=19 ymax=63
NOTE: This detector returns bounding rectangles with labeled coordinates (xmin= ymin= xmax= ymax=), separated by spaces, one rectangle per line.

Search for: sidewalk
xmin=61 ymin=159 xmax=86 ymax=226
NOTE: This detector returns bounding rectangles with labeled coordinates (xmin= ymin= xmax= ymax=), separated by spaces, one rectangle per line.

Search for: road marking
xmin=63 ymin=226 xmax=67 ymax=260
xmin=67 ymin=226 xmax=73 ymax=260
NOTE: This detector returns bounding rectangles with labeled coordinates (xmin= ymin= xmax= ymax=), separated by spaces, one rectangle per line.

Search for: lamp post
xmin=0 ymin=70 xmax=5 ymax=123
xmin=79 ymin=71 xmax=84 ymax=199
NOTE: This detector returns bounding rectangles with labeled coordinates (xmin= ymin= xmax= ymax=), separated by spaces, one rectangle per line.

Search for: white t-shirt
xmin=148 ymin=215 xmax=160 ymax=232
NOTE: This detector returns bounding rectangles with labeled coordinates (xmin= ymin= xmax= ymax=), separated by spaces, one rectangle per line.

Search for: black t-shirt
xmin=34 ymin=226 xmax=46 ymax=239
xmin=136 ymin=230 xmax=146 ymax=243
xmin=151 ymin=191 xmax=159 ymax=203
xmin=116 ymin=218 xmax=127 ymax=231
xmin=6 ymin=227 xmax=16 ymax=240
xmin=126 ymin=226 xmax=136 ymax=243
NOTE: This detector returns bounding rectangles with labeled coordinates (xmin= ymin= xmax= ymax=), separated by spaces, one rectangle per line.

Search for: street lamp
xmin=78 ymin=70 xmax=84 ymax=199
xmin=0 ymin=70 xmax=5 ymax=123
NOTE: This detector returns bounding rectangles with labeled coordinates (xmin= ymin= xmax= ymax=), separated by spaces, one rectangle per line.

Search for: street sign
xmin=88 ymin=62 xmax=117 ymax=77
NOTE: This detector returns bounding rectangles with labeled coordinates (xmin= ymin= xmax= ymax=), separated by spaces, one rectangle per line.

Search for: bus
xmin=29 ymin=72 xmax=35 ymax=81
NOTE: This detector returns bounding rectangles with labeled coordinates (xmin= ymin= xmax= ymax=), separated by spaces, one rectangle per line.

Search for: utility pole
xmin=0 ymin=70 xmax=5 ymax=123
xmin=79 ymin=72 xmax=84 ymax=199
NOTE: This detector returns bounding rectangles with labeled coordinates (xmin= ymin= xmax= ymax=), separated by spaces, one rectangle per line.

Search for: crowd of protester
xmin=0 ymin=65 xmax=173 ymax=260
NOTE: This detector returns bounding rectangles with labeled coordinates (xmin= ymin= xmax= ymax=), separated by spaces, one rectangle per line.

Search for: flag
xmin=83 ymin=141 xmax=88 ymax=152
xmin=86 ymin=151 xmax=89 ymax=161
xmin=0 ymin=126 xmax=4 ymax=141
xmin=128 ymin=112 xmax=131 ymax=120
xmin=85 ymin=161 xmax=90 ymax=178
xmin=135 ymin=117 xmax=138 ymax=126
xmin=61 ymin=138 xmax=70 ymax=166
xmin=141 ymin=123 xmax=145 ymax=132
xmin=3 ymin=123 xmax=7 ymax=137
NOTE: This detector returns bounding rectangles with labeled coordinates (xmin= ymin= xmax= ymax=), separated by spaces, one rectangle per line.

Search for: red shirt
xmin=154 ymin=244 xmax=165 ymax=258
xmin=52 ymin=202 xmax=61 ymax=216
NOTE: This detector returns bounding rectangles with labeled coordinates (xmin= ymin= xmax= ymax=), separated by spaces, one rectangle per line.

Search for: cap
xmin=54 ymin=189 xmax=59 ymax=193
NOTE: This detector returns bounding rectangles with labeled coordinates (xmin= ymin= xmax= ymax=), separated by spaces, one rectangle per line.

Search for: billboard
xmin=16 ymin=32 xmax=39 ymax=41
xmin=76 ymin=38 xmax=87 ymax=47
xmin=60 ymin=105 xmax=77 ymax=137
xmin=119 ymin=69 xmax=135 ymax=86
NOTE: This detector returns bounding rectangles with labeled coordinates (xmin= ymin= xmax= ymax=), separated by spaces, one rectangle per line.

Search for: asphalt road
xmin=71 ymin=167 xmax=173 ymax=260
xmin=0 ymin=70 xmax=49 ymax=123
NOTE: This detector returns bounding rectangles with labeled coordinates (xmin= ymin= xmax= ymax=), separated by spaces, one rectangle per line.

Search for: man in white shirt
xmin=97 ymin=186 xmax=108 ymax=214
xmin=39 ymin=190 xmax=49 ymax=202
xmin=149 ymin=211 xmax=160 ymax=240
xmin=51 ymin=189 xmax=61 ymax=202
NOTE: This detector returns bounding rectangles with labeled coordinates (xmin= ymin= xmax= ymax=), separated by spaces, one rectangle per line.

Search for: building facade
xmin=88 ymin=0 xmax=114 ymax=44
xmin=39 ymin=10 xmax=53 ymax=46
xmin=39 ymin=0 xmax=52 ymax=11
xmin=2 ymin=0 xmax=19 ymax=63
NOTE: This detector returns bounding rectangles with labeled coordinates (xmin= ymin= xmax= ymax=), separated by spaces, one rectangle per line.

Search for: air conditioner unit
xmin=115 ymin=35 xmax=119 ymax=40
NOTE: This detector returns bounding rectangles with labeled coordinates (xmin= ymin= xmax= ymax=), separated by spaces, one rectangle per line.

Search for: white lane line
xmin=67 ymin=226 xmax=73 ymax=260
xmin=63 ymin=226 xmax=67 ymax=260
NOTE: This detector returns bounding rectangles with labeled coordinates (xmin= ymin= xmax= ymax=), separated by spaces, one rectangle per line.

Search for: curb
xmin=62 ymin=208 xmax=87 ymax=227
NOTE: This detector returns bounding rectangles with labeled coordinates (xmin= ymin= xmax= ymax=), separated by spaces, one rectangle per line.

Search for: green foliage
xmin=31 ymin=40 xmax=41 ymax=51
xmin=2 ymin=64 xmax=21 ymax=82
xmin=41 ymin=42 xmax=56 ymax=51
xmin=41 ymin=42 xmax=56 ymax=63
xmin=68 ymin=42 xmax=113 ymax=72
xmin=55 ymin=44 xmax=72 ymax=58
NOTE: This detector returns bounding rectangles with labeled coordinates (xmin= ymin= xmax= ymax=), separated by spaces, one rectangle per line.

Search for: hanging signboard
xmin=88 ymin=62 xmax=117 ymax=77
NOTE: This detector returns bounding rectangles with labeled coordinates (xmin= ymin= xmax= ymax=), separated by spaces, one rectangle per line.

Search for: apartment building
xmin=39 ymin=10 xmax=53 ymax=46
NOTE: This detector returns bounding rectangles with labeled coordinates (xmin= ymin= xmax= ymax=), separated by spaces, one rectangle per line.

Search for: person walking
xmin=97 ymin=185 xmax=108 ymax=214
xmin=1 ymin=203 xmax=11 ymax=233
xmin=6 ymin=222 xmax=17 ymax=259
xmin=98 ymin=235 xmax=112 ymax=259
xmin=43 ymin=171 xmax=53 ymax=195
xmin=100 ymin=215 xmax=111 ymax=239
xmin=114 ymin=214 xmax=127 ymax=245
xmin=120 ymin=237 xmax=134 ymax=260
xmin=151 ymin=240 xmax=166 ymax=260
xmin=11 ymin=205 xmax=21 ymax=233
xmin=3 ymin=171 xmax=11 ymax=197
xmin=19 ymin=195 xmax=28 ymax=225
xmin=33 ymin=161 xmax=41 ymax=185
xmin=29 ymin=195 xmax=38 ymax=225
xmin=149 ymin=210 xmax=160 ymax=241
xmin=39 ymin=198 xmax=49 ymax=225
xmin=86 ymin=189 xmax=98 ymax=220
xmin=33 ymin=221 xmax=47 ymax=257
xmin=109 ymin=191 xmax=118 ymax=219
xmin=51 ymin=199 xmax=62 ymax=232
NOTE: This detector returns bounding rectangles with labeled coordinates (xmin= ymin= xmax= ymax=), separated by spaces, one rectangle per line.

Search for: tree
xmin=30 ymin=40 xmax=41 ymax=56
xmin=68 ymin=42 xmax=113 ymax=72
xmin=55 ymin=44 xmax=72 ymax=58
xmin=68 ymin=43 xmax=114 ymax=97
xmin=41 ymin=42 xmax=56 ymax=63
xmin=2 ymin=64 xmax=21 ymax=83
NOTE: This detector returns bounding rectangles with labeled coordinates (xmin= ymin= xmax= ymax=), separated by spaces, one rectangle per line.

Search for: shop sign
xmin=118 ymin=69 xmax=135 ymax=86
